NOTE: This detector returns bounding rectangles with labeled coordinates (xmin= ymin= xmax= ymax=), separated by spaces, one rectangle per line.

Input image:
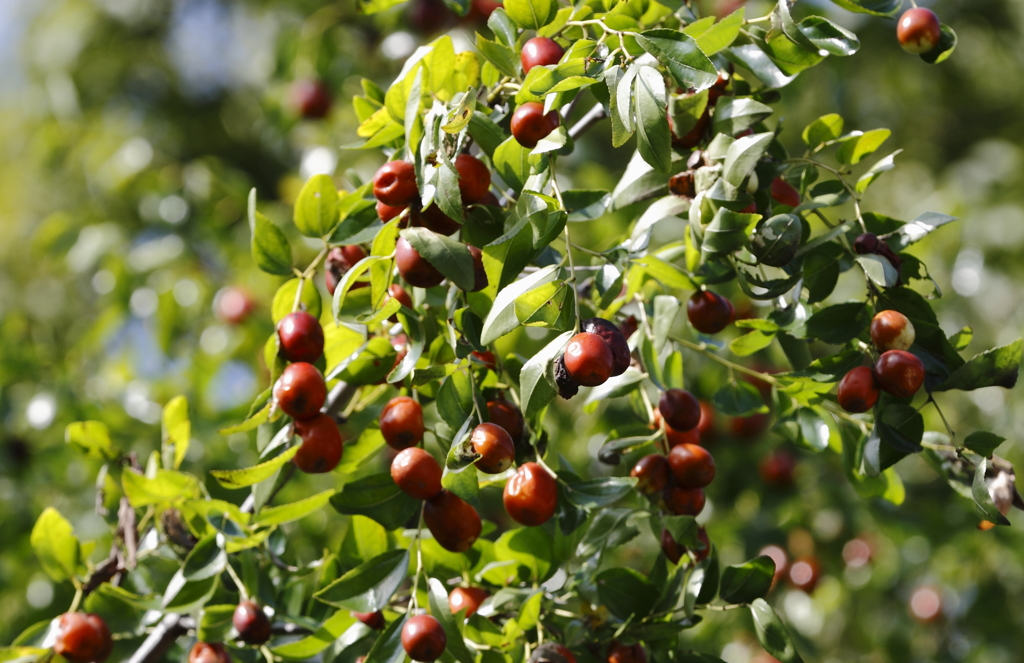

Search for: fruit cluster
xmin=837 ymin=310 xmax=925 ymax=412
xmin=554 ymin=317 xmax=631 ymax=398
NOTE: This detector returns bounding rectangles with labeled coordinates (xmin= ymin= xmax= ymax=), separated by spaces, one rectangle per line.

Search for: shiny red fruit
xmin=402 ymin=614 xmax=447 ymax=662
xmin=837 ymin=366 xmax=880 ymax=413
xmin=897 ymin=7 xmax=941 ymax=54
xmin=468 ymin=245 xmax=488 ymax=292
xmin=392 ymin=447 xmax=443 ymax=500
xmin=853 ymin=232 xmax=881 ymax=255
xmin=663 ymin=485 xmax=706 ymax=516
xmin=273 ymin=362 xmax=327 ymax=420
xmin=874 ymin=350 xmax=926 ymax=399
xmin=871 ymin=310 xmax=916 ymax=352
xmin=662 ymin=527 xmax=710 ymax=564
xmin=290 ymin=79 xmax=332 ymax=120
xmin=54 ymin=613 xmax=113 ymax=663
xmin=373 ymin=161 xmax=419 ymax=206
xmin=471 ymin=422 xmax=516 ymax=474
xmin=396 ymin=237 xmax=445 ymax=288
xmin=520 ymin=37 xmax=564 ymax=74
xmin=278 ymin=311 xmax=325 ymax=364
xmin=471 ymin=350 xmax=497 ymax=370
xmin=503 ymin=462 xmax=558 ymax=526
xmin=759 ymin=450 xmax=796 ymax=487
xmin=233 ymin=601 xmax=271 ymax=645
xmin=449 ymin=586 xmax=489 ymax=618
xmin=388 ymin=283 xmax=414 ymax=311
xmin=511 ymin=102 xmax=560 ymax=149
xmin=353 ymin=610 xmax=386 ymax=630
xmin=455 ymin=154 xmax=491 ymax=203
xmin=416 ymin=204 xmax=461 ymax=235
xmin=188 ymin=642 xmax=231 ymax=663
xmin=378 ymin=201 xmax=407 ymax=223
xmin=424 ymin=490 xmax=482 ymax=552
xmin=582 ymin=317 xmax=631 ymax=376
xmin=788 ymin=556 xmax=821 ymax=593
xmin=668 ymin=443 xmax=715 ymax=488
xmin=563 ymin=332 xmax=614 ymax=387
xmin=293 ymin=415 xmax=343 ymax=473
xmin=487 ymin=399 xmax=524 ymax=441
xmin=325 ymin=245 xmax=368 ymax=295
xmin=659 ymin=389 xmax=701 ymax=432
xmin=631 ymin=454 xmax=671 ymax=495
xmin=607 ymin=641 xmax=646 ymax=663
xmin=687 ymin=291 xmax=735 ymax=334
xmin=770 ymin=177 xmax=801 ymax=207
xmin=380 ymin=396 xmax=425 ymax=450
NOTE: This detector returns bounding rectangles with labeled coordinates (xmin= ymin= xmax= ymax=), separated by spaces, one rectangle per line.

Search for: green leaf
xmin=702 ymin=208 xmax=760 ymax=258
xmin=468 ymin=111 xmax=507 ymax=158
xmin=65 ymin=421 xmax=117 ymax=460
xmin=828 ymin=0 xmax=899 ymax=15
xmin=920 ymin=24 xmax=957 ymax=65
xmin=331 ymin=472 xmax=421 ymax=530
xmin=750 ymin=214 xmax=801 ymax=267
xmin=730 ymin=329 xmax=776 ymax=357
xmin=182 ymin=535 xmax=227 ymax=581
xmin=248 ymin=188 xmax=292 ymax=276
xmin=495 ymin=527 xmax=554 ymax=581
xmin=427 ymin=578 xmax=475 ymax=663
xmin=887 ymin=211 xmax=957 ymax=251
xmin=635 ymin=30 xmax=719 ymax=91
xmin=805 ymin=302 xmax=871 ymax=345
xmin=401 ymin=227 xmax=476 ymax=291
xmin=272 ymin=277 xmax=322 ymax=323
xmin=724 ymin=44 xmax=796 ymax=89
xmin=253 ymin=489 xmax=336 ymax=527
xmin=482 ymin=266 xmax=561 ymax=344
xmin=973 ymin=458 xmax=1011 ymax=526
xmin=876 ymin=403 xmax=924 ymax=454
xmin=713 ymin=381 xmax=769 ymax=417
xmin=271 ymin=610 xmax=356 ymax=659
xmin=797 ymin=16 xmax=860 ymax=56
xmin=835 ymin=129 xmax=890 ymax=165
xmin=856 ymin=254 xmax=900 ymax=288
xmin=561 ymin=476 xmax=636 ymax=509
xmin=637 ymin=255 xmax=697 ymax=290
xmin=712 ymin=97 xmax=774 ymax=137
xmin=683 ymin=7 xmax=745 ymax=55
xmin=749 ymin=599 xmax=804 ymax=663
xmin=719 ymin=556 xmax=775 ymax=604
xmin=802 ymin=113 xmax=844 ymax=147
xmin=294 ymin=175 xmax=340 ymax=237
xmin=796 ymin=407 xmax=830 ymax=452
xmin=503 ymin=0 xmax=557 ymax=29
xmin=363 ymin=613 xmax=408 ymax=663
xmin=492 ymin=137 xmax=531 ymax=193
xmin=209 ymin=446 xmax=300 ymax=490
xmin=520 ymin=330 xmax=574 ymax=417
xmin=122 ymin=469 xmax=201 ymax=506
xmin=315 ymin=549 xmax=409 ymax=611
xmin=634 ymin=66 xmax=672 ymax=174
xmin=31 ymin=507 xmax=79 ymax=582
xmin=476 ymin=35 xmax=519 ymax=79
xmin=437 ymin=371 xmax=474 ymax=431
xmin=932 ymin=339 xmax=1022 ymax=392
xmin=723 ymin=132 xmax=774 ymax=186
xmin=856 ymin=150 xmax=902 ymax=193
xmin=596 ymin=567 xmax=658 ymax=620
xmin=964 ymin=431 xmax=1005 ymax=458
xmin=162 ymin=395 xmax=190 ymax=471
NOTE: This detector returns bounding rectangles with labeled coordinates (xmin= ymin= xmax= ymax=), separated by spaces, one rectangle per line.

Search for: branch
xmin=129 ymin=613 xmax=187 ymax=663
xmin=568 ymin=104 xmax=608 ymax=141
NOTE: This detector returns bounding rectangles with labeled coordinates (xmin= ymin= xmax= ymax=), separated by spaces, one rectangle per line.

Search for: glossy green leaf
xmin=294 ymin=174 xmax=340 ymax=237
xmin=65 ymin=421 xmax=117 ymax=460
xmin=401 ymin=227 xmax=476 ymax=291
xmin=315 ymin=549 xmax=409 ymax=611
xmin=209 ymin=446 xmax=300 ymax=490
xmin=932 ymin=339 xmax=1022 ymax=392
xmin=635 ymin=30 xmax=719 ymax=91
xmin=749 ymin=598 xmax=804 ymax=662
xmin=248 ymin=188 xmax=292 ymax=276
xmin=31 ymin=508 xmax=79 ymax=582
xmin=719 ymin=555 xmax=775 ymax=604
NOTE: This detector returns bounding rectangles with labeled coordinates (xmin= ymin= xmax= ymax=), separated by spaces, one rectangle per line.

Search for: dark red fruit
xmin=520 ymin=37 xmax=564 ymax=74
xmin=396 ymin=237 xmax=445 ymax=288
xmin=233 ymin=601 xmax=271 ymax=645
xmin=511 ymin=102 xmax=560 ymax=149
xmin=503 ymin=462 xmax=558 ymax=526
xmin=897 ymin=7 xmax=942 ymax=54
xmin=353 ymin=610 xmax=386 ymax=630
xmin=54 ymin=613 xmax=113 ymax=663
xmin=487 ymin=399 xmax=524 ymax=441
xmin=477 ymin=191 xmax=500 ymax=206
xmin=455 ymin=154 xmax=491 ymax=203
xmin=607 ymin=642 xmax=646 ymax=663
xmin=278 ymin=311 xmax=325 ymax=364
xmin=619 ymin=315 xmax=639 ymax=342
xmin=530 ymin=644 xmax=577 ymax=663
xmin=387 ymin=283 xmax=414 ymax=311
xmin=658 ymin=389 xmax=701 ymax=432
xmin=669 ymin=109 xmax=709 ymax=150
xmin=188 ymin=642 xmax=231 ymax=663
xmin=449 ymin=587 xmax=489 ymax=618
xmin=661 ymin=527 xmax=710 ymax=564
xmin=853 ymin=232 xmax=881 ymax=255
xmin=770 ymin=177 xmax=800 ymax=207
xmin=380 ymin=396 xmax=425 ymax=450
xmin=582 ymin=318 xmax=631 ymax=376
xmin=392 ymin=447 xmax=443 ymax=500
xmin=874 ymin=350 xmax=926 ymax=399
xmin=293 ymin=414 xmax=343 ymax=473
xmin=290 ymin=79 xmax=331 ymax=120
xmin=471 ymin=423 xmax=516 ymax=474
xmin=871 ymin=310 xmax=916 ymax=352
xmin=468 ymin=245 xmax=487 ymax=292
xmin=631 ymin=454 xmax=671 ymax=495
xmin=325 ymin=245 xmax=368 ymax=295
xmin=378 ymin=201 xmax=407 ymax=223
xmin=687 ymin=291 xmax=735 ymax=334
xmin=662 ymin=485 xmax=706 ymax=516
xmin=837 ymin=366 xmax=880 ymax=413
xmin=416 ymin=204 xmax=461 ymax=235
xmin=668 ymin=443 xmax=715 ymax=488
xmin=402 ymin=614 xmax=447 ymax=662
xmin=214 ymin=287 xmax=253 ymax=324
xmin=273 ymin=362 xmax=327 ymax=420
xmin=471 ymin=350 xmax=497 ymax=370
xmin=562 ymin=332 xmax=614 ymax=387
xmin=788 ymin=556 xmax=821 ymax=593
xmin=373 ymin=161 xmax=419 ymax=206
xmin=697 ymin=401 xmax=716 ymax=440
xmin=759 ymin=450 xmax=796 ymax=487
xmin=554 ymin=355 xmax=579 ymax=399
xmin=424 ymin=490 xmax=482 ymax=552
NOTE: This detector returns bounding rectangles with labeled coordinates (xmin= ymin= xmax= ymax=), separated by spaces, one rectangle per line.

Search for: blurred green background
xmin=1 ymin=0 xmax=1023 ymax=661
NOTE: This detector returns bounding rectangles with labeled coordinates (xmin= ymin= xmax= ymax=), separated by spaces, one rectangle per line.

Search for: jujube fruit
xmin=391 ymin=447 xmax=443 ymax=500
xmin=353 ymin=610 xmax=386 ymax=630
xmin=503 ymin=462 xmax=558 ymax=526
xmin=325 ymin=245 xmax=368 ymax=295
xmin=290 ymin=79 xmax=331 ymax=120
xmin=607 ymin=642 xmax=646 ymax=663
xmin=658 ymin=389 xmax=701 ymax=432
xmin=853 ymin=232 xmax=881 ymax=255
xmin=292 ymin=414 xmax=343 ymax=473
xmin=233 ymin=600 xmax=271 ymax=645
xmin=759 ymin=450 xmax=796 ymax=487
xmin=653 ymin=408 xmax=700 ymax=448
xmin=770 ymin=177 xmax=801 ymax=208
xmin=870 ymin=310 xmax=915 ymax=352
xmin=897 ymin=7 xmax=942 ymax=54
xmin=54 ymin=613 xmax=113 ymax=663
xmin=668 ymin=443 xmax=715 ymax=488
xmin=470 ymin=422 xmax=516 ymax=474
xmin=562 ymin=332 xmax=614 ymax=387
xmin=373 ymin=161 xmax=419 ymax=206
xmin=278 ymin=311 xmax=325 ymax=364
xmin=520 ymin=37 xmax=564 ymax=74
xmin=582 ymin=317 xmax=631 ymax=376
xmin=377 ymin=201 xmax=407 ymax=223
xmin=662 ymin=485 xmax=706 ymax=516
xmin=188 ymin=642 xmax=231 ymax=663
xmin=416 ymin=204 xmax=461 ymax=236
xmin=511 ymin=102 xmax=560 ymax=149
xmin=472 ymin=350 xmax=497 ymax=370
xmin=661 ymin=527 xmax=710 ymax=564
xmin=424 ymin=490 xmax=482 ymax=552
xmin=487 ymin=399 xmax=524 ymax=441
xmin=387 ymin=283 xmax=414 ymax=311
xmin=273 ymin=362 xmax=326 ymax=420
xmin=874 ymin=350 xmax=925 ymax=399
xmin=553 ymin=355 xmax=579 ymax=399
xmin=530 ymin=643 xmax=577 ymax=663
xmin=631 ymin=454 xmax=671 ymax=495
xmin=401 ymin=614 xmax=447 ymax=662
xmin=396 ymin=237 xmax=445 ymax=288
xmin=449 ymin=586 xmax=489 ymax=618
xmin=380 ymin=396 xmax=425 ymax=450
xmin=687 ymin=291 xmax=735 ymax=334
xmin=455 ymin=154 xmax=491 ymax=203
xmin=837 ymin=366 xmax=880 ymax=413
